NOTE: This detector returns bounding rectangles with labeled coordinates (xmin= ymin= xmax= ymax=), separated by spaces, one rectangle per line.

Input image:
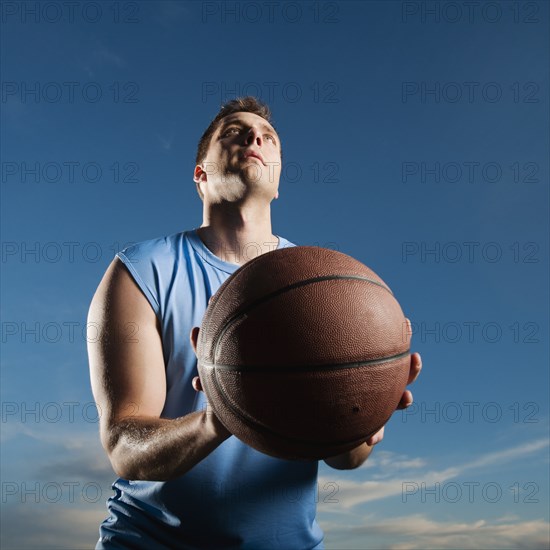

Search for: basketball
xmin=196 ymin=246 xmax=411 ymax=460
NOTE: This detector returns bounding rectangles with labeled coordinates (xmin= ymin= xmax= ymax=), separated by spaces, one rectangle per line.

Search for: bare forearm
xmin=323 ymin=442 xmax=374 ymax=470
xmin=107 ymin=411 xmax=230 ymax=481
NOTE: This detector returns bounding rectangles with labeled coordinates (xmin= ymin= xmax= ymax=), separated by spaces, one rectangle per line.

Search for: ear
xmin=194 ymin=165 xmax=207 ymax=184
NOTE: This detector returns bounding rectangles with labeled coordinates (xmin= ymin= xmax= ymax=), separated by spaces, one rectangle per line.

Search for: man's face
xmin=194 ymin=112 xmax=282 ymax=203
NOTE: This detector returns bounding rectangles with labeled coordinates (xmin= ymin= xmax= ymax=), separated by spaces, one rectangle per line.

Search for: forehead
xmin=218 ymin=112 xmax=278 ymax=136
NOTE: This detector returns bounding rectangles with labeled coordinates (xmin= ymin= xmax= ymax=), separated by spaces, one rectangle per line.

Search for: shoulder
xmin=112 ymin=231 xmax=192 ymax=317
xmin=117 ymin=231 xmax=188 ymax=265
xmin=277 ymin=235 xmax=297 ymax=249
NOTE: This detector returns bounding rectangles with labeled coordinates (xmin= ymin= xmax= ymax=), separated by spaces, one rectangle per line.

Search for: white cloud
xmin=321 ymin=514 xmax=550 ymax=549
xmin=318 ymin=438 xmax=549 ymax=509
xmin=2 ymin=420 xmax=99 ymax=448
xmin=364 ymin=450 xmax=428 ymax=472
xmin=1 ymin=504 xmax=106 ymax=549
xmin=319 ymin=466 xmax=460 ymax=509
xmin=3 ymin=423 xmax=114 ymax=486
xmin=461 ymin=438 xmax=549 ymax=471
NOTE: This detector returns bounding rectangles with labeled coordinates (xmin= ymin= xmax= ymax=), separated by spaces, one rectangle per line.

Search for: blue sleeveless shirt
xmin=96 ymin=229 xmax=325 ymax=550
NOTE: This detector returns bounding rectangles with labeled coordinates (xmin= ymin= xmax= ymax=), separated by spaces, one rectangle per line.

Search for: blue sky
xmin=1 ymin=1 xmax=549 ymax=548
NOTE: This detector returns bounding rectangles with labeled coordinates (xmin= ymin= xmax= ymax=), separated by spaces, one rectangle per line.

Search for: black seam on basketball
xmin=208 ymin=363 xmax=290 ymax=440
xmin=206 ymin=360 xmax=400 ymax=449
xmin=203 ymin=349 xmax=411 ymax=372
xmin=213 ymin=275 xmax=393 ymax=362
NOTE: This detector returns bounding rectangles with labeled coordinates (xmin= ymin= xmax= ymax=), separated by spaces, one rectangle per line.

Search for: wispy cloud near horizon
xmin=318 ymin=437 xmax=549 ymax=509
xmin=321 ymin=514 xmax=550 ymax=550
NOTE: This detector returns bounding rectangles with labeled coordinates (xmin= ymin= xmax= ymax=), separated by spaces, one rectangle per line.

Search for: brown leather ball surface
xmin=197 ymin=246 xmax=411 ymax=460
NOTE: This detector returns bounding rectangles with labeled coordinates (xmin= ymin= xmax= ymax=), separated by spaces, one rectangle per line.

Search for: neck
xmin=197 ymin=200 xmax=278 ymax=266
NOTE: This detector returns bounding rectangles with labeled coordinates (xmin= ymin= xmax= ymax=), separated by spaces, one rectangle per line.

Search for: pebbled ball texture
xmin=197 ymin=246 xmax=411 ymax=460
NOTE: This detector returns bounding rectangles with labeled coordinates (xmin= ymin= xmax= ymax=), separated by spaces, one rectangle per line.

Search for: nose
xmin=244 ymin=126 xmax=263 ymax=147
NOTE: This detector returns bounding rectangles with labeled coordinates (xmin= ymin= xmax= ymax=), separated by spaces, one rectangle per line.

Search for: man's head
xmin=194 ymin=97 xmax=282 ymax=203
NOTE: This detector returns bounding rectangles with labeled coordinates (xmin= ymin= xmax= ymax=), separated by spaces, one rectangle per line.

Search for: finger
xmin=190 ymin=326 xmax=200 ymax=354
xmin=396 ymin=389 xmax=413 ymax=410
xmin=405 ymin=318 xmax=412 ymax=343
xmin=192 ymin=376 xmax=203 ymax=392
xmin=408 ymin=352 xmax=422 ymax=385
xmin=366 ymin=426 xmax=384 ymax=446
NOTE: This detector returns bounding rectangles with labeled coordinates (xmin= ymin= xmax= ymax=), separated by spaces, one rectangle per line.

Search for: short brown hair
xmin=194 ymin=96 xmax=282 ymax=200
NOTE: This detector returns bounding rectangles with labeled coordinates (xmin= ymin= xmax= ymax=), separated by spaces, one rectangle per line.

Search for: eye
xmin=222 ymin=127 xmax=240 ymax=137
xmin=265 ymin=134 xmax=277 ymax=145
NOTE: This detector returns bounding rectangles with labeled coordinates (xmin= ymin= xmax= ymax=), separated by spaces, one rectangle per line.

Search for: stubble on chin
xmin=213 ymin=172 xmax=247 ymax=202
xmin=211 ymin=156 xmax=273 ymax=201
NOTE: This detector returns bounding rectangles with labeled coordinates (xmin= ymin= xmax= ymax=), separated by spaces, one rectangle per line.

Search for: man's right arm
xmin=87 ymin=257 xmax=230 ymax=482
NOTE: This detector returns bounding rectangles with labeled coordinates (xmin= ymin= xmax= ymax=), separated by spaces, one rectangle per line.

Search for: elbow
xmin=109 ymin=455 xmax=135 ymax=480
xmin=106 ymin=441 xmax=135 ymax=480
xmin=108 ymin=445 xmax=174 ymax=482
xmin=102 ymin=427 xmax=145 ymax=481
xmin=108 ymin=445 xmax=159 ymax=481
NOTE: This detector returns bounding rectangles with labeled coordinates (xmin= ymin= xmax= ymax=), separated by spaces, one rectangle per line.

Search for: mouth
xmin=242 ymin=151 xmax=265 ymax=165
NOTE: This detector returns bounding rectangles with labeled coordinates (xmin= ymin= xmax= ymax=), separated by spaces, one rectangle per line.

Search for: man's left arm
xmin=324 ymin=349 xmax=422 ymax=470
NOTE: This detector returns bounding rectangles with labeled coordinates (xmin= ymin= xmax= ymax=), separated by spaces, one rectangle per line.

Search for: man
xmin=87 ymin=97 xmax=422 ymax=549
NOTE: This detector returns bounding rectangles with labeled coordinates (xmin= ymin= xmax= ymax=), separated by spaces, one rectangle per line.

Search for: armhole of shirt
xmin=116 ymin=252 xmax=161 ymax=318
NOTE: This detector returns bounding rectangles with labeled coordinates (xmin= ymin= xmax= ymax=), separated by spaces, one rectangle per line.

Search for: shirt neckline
xmin=187 ymin=228 xmax=283 ymax=274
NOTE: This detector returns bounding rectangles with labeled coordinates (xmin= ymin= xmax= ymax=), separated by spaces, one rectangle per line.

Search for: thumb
xmin=192 ymin=376 xmax=203 ymax=392
xmin=190 ymin=326 xmax=200 ymax=354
